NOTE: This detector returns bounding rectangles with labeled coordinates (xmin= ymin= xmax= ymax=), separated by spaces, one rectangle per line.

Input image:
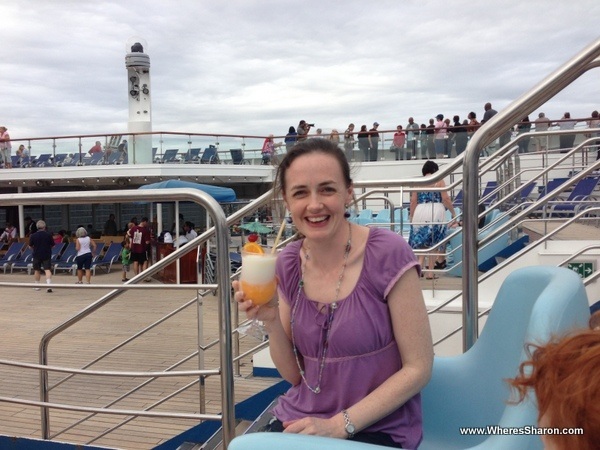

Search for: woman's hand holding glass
xmin=234 ymin=251 xmax=278 ymax=340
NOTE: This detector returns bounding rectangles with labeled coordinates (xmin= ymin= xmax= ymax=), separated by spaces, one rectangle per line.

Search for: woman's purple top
xmin=273 ymin=227 xmax=423 ymax=449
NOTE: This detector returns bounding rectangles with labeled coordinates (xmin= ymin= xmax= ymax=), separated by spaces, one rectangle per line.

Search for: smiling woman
xmin=233 ymin=138 xmax=433 ymax=448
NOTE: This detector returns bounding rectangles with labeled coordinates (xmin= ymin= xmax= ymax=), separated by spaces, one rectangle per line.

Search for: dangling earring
xmin=344 ymin=204 xmax=351 ymax=218
xmin=286 ymin=215 xmax=293 ymax=224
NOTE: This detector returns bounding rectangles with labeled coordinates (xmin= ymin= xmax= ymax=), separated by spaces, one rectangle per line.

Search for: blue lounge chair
xmin=160 ymin=148 xmax=180 ymax=163
xmin=53 ymin=153 xmax=69 ymax=166
xmin=34 ymin=154 xmax=53 ymax=167
xmin=9 ymin=243 xmax=61 ymax=275
xmin=86 ymin=152 xmax=104 ymax=165
xmin=0 ymin=242 xmax=25 ymax=273
xmin=6 ymin=247 xmax=33 ymax=274
xmin=547 ymin=175 xmax=600 ymax=217
xmin=230 ymin=148 xmax=249 ymax=165
xmin=182 ymin=148 xmax=201 ymax=163
xmin=52 ymin=242 xmax=77 ymax=275
xmin=200 ymin=146 xmax=220 ymax=164
xmin=481 ymin=181 xmax=498 ymax=206
xmin=91 ymin=242 xmax=122 ymax=275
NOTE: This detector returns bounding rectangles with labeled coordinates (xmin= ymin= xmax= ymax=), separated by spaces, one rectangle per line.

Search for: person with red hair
xmin=508 ymin=330 xmax=600 ymax=450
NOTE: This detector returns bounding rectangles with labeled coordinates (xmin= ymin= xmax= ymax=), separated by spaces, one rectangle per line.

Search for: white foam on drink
xmin=241 ymin=253 xmax=277 ymax=284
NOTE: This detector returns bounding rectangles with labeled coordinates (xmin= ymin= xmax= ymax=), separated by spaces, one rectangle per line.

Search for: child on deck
xmin=121 ymin=240 xmax=131 ymax=282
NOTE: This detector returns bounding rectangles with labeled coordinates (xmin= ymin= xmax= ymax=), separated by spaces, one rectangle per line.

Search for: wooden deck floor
xmin=0 ymin=268 xmax=278 ymax=449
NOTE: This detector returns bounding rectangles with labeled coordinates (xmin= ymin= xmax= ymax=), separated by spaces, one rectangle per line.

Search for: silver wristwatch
xmin=342 ymin=409 xmax=356 ymax=439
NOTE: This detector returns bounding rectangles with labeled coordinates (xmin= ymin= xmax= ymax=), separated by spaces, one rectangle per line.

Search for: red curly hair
xmin=508 ymin=330 xmax=600 ymax=450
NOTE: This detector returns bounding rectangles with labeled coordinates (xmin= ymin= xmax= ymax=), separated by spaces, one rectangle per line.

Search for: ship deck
xmin=0 ymin=267 xmax=278 ymax=449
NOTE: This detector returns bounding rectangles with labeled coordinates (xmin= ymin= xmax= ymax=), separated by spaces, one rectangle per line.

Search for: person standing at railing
xmin=0 ymin=126 xmax=12 ymax=168
xmin=586 ymin=111 xmax=599 ymax=158
xmin=328 ymin=129 xmax=340 ymax=145
xmin=466 ymin=111 xmax=479 ymax=140
xmin=357 ymin=125 xmax=369 ymax=162
xmin=368 ymin=122 xmax=380 ymax=161
xmin=481 ymin=102 xmax=511 ymax=152
xmin=533 ymin=112 xmax=550 ymax=152
xmin=343 ymin=123 xmax=355 ymax=161
xmin=284 ymin=126 xmax=298 ymax=153
xmin=390 ymin=125 xmax=406 ymax=161
xmin=297 ymin=120 xmax=313 ymax=141
xmin=235 ymin=138 xmax=433 ymax=449
xmin=556 ymin=112 xmax=578 ymax=152
xmin=433 ymin=114 xmax=447 ymax=158
xmin=406 ymin=117 xmax=419 ymax=159
xmin=419 ymin=123 xmax=429 ymax=159
xmin=516 ymin=116 xmax=532 ymax=153
xmin=452 ymin=115 xmax=468 ymax=156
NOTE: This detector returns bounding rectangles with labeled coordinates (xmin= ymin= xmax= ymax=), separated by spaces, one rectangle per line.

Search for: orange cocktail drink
xmin=240 ymin=251 xmax=278 ymax=305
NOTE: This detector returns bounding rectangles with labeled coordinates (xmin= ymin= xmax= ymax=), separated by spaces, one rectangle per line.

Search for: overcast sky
xmin=2 ymin=0 xmax=599 ymax=142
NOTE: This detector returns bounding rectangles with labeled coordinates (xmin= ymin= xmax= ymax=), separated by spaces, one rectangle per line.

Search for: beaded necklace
xmin=290 ymin=222 xmax=352 ymax=394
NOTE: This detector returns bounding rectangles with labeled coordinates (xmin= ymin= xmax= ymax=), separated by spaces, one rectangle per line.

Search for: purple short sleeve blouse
xmin=272 ymin=227 xmax=423 ymax=449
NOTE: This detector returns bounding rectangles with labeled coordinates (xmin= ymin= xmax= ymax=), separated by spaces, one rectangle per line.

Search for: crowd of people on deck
xmin=270 ymin=105 xmax=600 ymax=163
xmin=0 ymin=213 xmax=176 ymax=286
xmin=2 ymin=106 xmax=599 ymax=167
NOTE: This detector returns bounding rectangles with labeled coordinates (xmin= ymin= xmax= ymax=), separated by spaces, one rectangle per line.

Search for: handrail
xmin=461 ymin=37 xmax=600 ymax=351
xmin=0 ymin=188 xmax=237 ymax=448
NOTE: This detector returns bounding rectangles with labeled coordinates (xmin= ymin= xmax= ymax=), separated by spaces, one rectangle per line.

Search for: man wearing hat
xmin=368 ymin=122 xmax=380 ymax=161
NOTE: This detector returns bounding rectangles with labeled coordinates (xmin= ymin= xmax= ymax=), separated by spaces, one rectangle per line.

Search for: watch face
xmin=346 ymin=424 xmax=356 ymax=433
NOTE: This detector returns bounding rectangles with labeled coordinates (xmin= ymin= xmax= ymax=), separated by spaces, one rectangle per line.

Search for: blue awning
xmin=138 ymin=180 xmax=236 ymax=202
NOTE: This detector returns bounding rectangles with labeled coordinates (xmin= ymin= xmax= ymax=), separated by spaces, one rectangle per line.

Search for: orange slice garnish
xmin=243 ymin=242 xmax=264 ymax=254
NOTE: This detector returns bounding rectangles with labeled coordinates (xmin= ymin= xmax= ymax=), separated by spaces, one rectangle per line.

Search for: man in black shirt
xmin=24 ymin=216 xmax=37 ymax=236
xmin=29 ymin=220 xmax=54 ymax=293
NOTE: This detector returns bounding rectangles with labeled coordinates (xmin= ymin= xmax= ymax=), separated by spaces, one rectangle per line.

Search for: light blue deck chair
xmin=229 ymin=266 xmax=590 ymax=450
xmin=355 ymin=209 xmax=373 ymax=226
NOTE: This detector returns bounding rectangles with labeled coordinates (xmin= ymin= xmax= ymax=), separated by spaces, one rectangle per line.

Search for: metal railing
xmin=0 ymin=188 xmax=238 ymax=448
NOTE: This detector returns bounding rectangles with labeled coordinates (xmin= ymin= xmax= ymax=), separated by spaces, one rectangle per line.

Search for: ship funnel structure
xmin=125 ymin=37 xmax=152 ymax=164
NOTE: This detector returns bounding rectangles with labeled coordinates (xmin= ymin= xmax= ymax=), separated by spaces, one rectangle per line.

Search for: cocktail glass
xmin=238 ymin=251 xmax=278 ymax=340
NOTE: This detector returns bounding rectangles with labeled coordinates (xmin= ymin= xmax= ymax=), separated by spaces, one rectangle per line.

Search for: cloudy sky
xmin=2 ymin=0 xmax=599 ymax=142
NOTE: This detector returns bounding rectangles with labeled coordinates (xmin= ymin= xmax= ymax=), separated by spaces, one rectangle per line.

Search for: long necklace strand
xmin=290 ymin=222 xmax=352 ymax=394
